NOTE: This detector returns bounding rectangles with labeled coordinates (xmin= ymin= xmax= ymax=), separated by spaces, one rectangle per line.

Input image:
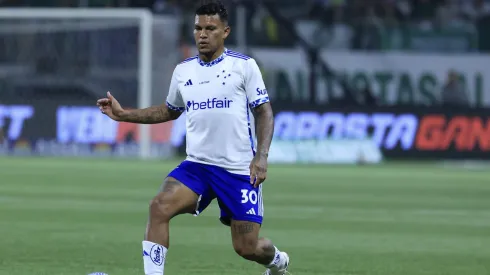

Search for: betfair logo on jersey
xmin=186 ymin=98 xmax=233 ymax=111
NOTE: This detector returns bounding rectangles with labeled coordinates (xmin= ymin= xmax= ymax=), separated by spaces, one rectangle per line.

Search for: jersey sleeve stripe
xmin=166 ymin=101 xmax=185 ymax=112
xmin=248 ymin=97 xmax=270 ymax=109
xmin=180 ymin=56 xmax=198 ymax=64
xmin=226 ymin=50 xmax=251 ymax=58
xmin=226 ymin=52 xmax=251 ymax=60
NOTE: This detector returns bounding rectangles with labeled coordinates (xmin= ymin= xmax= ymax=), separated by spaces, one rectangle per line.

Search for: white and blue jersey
xmin=165 ymin=49 xmax=269 ymax=225
xmin=166 ymin=48 xmax=269 ymax=175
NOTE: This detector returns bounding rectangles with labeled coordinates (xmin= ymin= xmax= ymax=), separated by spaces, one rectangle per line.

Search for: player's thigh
xmin=225 ymin=183 xmax=263 ymax=253
xmin=150 ymin=176 xmax=199 ymax=217
xmin=152 ymin=160 xmax=216 ymax=219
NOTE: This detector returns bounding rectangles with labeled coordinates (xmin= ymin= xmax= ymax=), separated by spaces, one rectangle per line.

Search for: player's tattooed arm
xmin=252 ymin=102 xmax=274 ymax=156
xmin=249 ymin=102 xmax=273 ymax=186
xmin=121 ymin=105 xmax=182 ymax=124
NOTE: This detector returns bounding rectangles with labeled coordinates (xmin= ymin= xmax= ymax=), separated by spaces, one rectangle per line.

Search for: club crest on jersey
xmin=186 ymin=98 xmax=233 ymax=111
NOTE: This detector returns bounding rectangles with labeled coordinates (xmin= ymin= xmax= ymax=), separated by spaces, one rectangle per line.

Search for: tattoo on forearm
xmin=233 ymin=223 xmax=255 ymax=235
xmin=253 ymin=103 xmax=274 ymax=155
xmin=124 ymin=105 xmax=179 ymax=124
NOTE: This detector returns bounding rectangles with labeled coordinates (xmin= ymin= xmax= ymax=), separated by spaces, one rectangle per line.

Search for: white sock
xmin=142 ymin=240 xmax=167 ymax=275
xmin=265 ymin=246 xmax=285 ymax=269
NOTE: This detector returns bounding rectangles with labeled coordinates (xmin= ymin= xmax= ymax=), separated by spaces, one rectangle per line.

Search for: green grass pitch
xmin=1 ymin=156 xmax=489 ymax=275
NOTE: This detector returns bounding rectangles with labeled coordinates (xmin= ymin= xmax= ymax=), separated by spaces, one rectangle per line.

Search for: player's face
xmin=194 ymin=14 xmax=230 ymax=55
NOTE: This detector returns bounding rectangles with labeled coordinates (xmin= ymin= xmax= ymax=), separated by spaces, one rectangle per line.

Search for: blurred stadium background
xmin=1 ymin=0 xmax=490 ymax=274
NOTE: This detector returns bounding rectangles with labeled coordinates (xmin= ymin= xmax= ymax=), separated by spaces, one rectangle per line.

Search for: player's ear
xmin=223 ymin=25 xmax=230 ymax=39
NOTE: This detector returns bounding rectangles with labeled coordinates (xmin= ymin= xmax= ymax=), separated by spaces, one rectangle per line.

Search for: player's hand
xmin=250 ymin=153 xmax=268 ymax=188
xmin=96 ymin=91 xmax=125 ymax=121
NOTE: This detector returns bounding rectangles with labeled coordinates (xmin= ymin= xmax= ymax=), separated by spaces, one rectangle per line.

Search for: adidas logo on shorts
xmin=246 ymin=208 xmax=256 ymax=215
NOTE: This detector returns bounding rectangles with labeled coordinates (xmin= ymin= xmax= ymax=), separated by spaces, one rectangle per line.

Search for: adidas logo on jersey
xmin=246 ymin=208 xmax=256 ymax=215
xmin=184 ymin=79 xmax=193 ymax=86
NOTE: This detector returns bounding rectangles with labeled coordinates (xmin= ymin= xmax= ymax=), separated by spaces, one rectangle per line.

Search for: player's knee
xmin=149 ymin=194 xmax=175 ymax=221
xmin=233 ymin=240 xmax=258 ymax=260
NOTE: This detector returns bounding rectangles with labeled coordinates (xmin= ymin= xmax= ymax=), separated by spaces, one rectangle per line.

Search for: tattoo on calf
xmin=233 ymin=223 xmax=255 ymax=235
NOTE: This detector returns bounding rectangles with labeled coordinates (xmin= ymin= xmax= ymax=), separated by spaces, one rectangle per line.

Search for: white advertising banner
xmin=268 ymin=139 xmax=383 ymax=164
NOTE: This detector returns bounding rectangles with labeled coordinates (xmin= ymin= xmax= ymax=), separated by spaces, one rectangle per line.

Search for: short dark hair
xmin=195 ymin=1 xmax=228 ymax=23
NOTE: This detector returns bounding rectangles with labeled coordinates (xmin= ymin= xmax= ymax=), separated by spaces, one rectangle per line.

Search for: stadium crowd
xmin=1 ymin=0 xmax=489 ymax=52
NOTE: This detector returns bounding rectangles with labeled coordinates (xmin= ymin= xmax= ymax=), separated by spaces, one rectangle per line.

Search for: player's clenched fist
xmin=96 ymin=91 xmax=125 ymax=121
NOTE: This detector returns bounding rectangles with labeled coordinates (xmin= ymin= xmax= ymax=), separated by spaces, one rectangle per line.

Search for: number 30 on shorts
xmin=241 ymin=189 xmax=258 ymax=204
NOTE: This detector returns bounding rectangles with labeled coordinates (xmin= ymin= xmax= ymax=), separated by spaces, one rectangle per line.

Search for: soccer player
xmin=96 ymin=2 xmax=290 ymax=274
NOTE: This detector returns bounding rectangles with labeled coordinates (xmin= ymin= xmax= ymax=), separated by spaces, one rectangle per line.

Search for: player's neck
xmin=199 ymin=47 xmax=225 ymax=63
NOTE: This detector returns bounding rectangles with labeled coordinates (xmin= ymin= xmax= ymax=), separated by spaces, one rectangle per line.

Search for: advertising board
xmin=273 ymin=104 xmax=490 ymax=159
xmin=0 ymin=102 xmax=179 ymax=158
xmin=2 ymin=101 xmax=488 ymax=160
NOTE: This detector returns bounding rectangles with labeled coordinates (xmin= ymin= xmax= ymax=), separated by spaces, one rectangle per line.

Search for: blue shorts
xmin=167 ymin=160 xmax=263 ymax=226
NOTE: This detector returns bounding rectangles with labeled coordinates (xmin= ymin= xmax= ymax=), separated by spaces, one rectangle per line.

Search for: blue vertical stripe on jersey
xmin=245 ymin=98 xmax=256 ymax=156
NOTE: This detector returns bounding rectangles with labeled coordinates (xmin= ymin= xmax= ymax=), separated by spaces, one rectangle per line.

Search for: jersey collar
xmin=197 ymin=48 xmax=227 ymax=67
